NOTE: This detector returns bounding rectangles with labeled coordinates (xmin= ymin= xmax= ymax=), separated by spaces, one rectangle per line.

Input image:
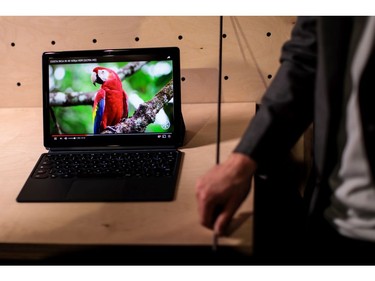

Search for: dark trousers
xmin=304 ymin=214 xmax=375 ymax=264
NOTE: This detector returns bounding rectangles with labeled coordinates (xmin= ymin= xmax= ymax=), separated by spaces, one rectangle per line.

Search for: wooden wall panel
xmin=0 ymin=16 xmax=294 ymax=107
xmin=222 ymin=16 xmax=296 ymax=103
xmin=0 ymin=16 xmax=219 ymax=107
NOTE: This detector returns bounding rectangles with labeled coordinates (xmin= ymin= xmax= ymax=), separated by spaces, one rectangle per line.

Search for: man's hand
xmin=195 ymin=152 xmax=257 ymax=236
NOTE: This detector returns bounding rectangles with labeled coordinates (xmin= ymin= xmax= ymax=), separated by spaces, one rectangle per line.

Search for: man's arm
xmin=196 ymin=17 xmax=318 ymax=234
xmin=235 ymin=17 xmax=318 ymax=166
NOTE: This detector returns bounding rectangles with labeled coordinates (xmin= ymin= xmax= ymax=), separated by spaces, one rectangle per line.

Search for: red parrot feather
xmin=91 ymin=67 xmax=128 ymax=133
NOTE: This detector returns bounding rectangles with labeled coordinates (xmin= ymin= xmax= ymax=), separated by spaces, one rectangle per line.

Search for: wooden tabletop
xmin=0 ymin=102 xmax=255 ymax=259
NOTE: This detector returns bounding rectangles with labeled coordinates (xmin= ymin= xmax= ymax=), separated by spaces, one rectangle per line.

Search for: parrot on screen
xmin=91 ymin=67 xmax=128 ymax=133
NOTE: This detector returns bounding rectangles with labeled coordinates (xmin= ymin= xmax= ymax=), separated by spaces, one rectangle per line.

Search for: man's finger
xmin=213 ymin=205 xmax=236 ymax=236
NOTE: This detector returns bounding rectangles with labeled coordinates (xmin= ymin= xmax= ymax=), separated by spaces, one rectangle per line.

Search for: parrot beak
xmin=91 ymin=72 xmax=98 ymax=86
xmin=91 ymin=68 xmax=108 ymax=86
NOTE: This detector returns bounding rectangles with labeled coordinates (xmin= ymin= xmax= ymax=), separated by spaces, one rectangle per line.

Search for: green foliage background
xmin=49 ymin=61 xmax=173 ymax=135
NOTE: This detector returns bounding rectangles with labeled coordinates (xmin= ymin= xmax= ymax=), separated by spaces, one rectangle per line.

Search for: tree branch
xmin=101 ymin=80 xmax=173 ymax=134
xmin=49 ymin=91 xmax=96 ymax=106
xmin=49 ymin=61 xmax=147 ymax=107
xmin=117 ymin=61 xmax=147 ymax=81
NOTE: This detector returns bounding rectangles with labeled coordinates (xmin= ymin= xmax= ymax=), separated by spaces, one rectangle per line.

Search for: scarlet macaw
xmin=91 ymin=67 xmax=128 ymax=133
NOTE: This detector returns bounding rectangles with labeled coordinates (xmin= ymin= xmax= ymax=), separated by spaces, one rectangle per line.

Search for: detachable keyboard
xmin=32 ymin=151 xmax=178 ymax=179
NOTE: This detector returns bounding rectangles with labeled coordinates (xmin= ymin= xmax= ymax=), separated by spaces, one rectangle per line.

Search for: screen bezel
xmin=43 ymin=47 xmax=183 ymax=150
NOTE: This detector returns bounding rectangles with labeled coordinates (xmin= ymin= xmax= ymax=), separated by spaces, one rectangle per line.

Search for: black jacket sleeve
xmin=234 ymin=16 xmax=318 ymax=168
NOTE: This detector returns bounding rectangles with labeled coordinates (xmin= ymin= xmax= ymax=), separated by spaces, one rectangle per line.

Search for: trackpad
xmin=67 ymin=179 xmax=125 ymax=201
